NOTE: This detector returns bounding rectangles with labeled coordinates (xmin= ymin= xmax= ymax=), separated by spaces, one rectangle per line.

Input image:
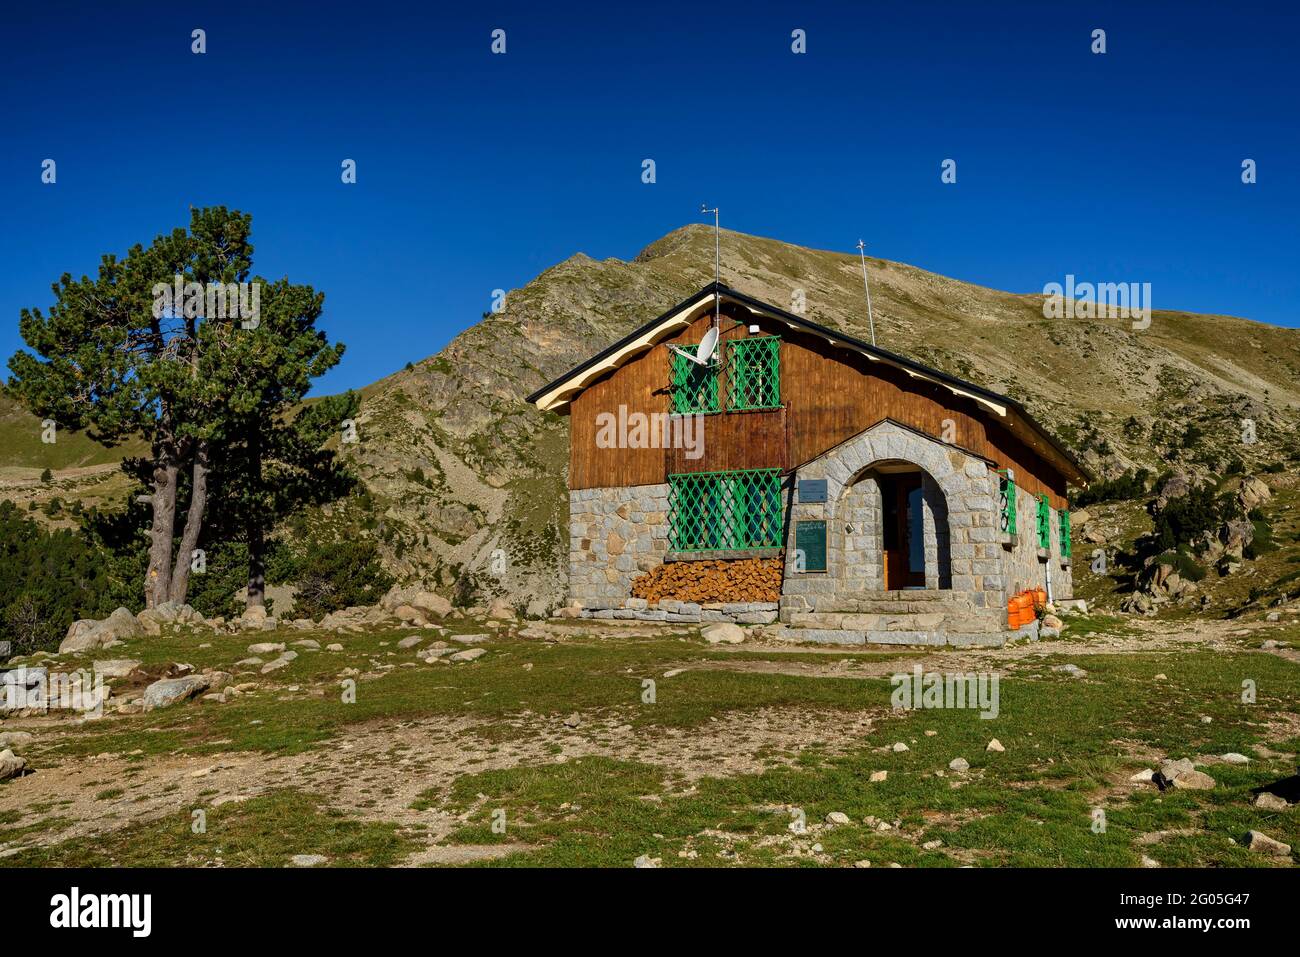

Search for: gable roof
xmin=526 ymin=282 xmax=1088 ymax=486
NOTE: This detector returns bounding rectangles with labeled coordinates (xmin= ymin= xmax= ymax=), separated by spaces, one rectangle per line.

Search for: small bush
xmin=287 ymin=538 xmax=394 ymax=620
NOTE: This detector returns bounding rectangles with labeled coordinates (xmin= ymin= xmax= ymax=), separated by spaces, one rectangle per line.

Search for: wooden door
xmin=882 ymin=474 xmax=925 ymax=590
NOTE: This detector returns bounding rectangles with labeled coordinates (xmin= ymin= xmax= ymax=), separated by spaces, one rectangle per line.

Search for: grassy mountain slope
xmin=337 ymin=225 xmax=1300 ymax=612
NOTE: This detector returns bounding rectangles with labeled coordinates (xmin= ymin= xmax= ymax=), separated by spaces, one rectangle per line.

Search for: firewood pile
xmin=630 ymin=558 xmax=783 ymax=603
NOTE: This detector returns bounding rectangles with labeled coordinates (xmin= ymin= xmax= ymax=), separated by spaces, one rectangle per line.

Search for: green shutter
xmin=670 ymin=345 xmax=719 ymax=414
xmin=728 ymin=336 xmax=781 ymax=410
xmin=668 ymin=468 xmax=783 ymax=552
xmin=998 ymin=472 xmax=1017 ymax=536
xmin=1060 ymin=509 xmax=1071 ymax=558
xmin=1036 ymin=495 xmax=1051 ymax=550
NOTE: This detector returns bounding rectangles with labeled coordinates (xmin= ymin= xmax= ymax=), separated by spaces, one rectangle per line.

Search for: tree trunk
xmin=145 ymin=451 xmax=180 ymax=608
xmin=167 ymin=439 xmax=210 ymax=604
xmin=245 ymin=429 xmax=266 ymax=609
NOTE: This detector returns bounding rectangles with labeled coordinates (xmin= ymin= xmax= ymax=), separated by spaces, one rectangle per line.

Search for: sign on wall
xmin=798 ymin=479 xmax=827 ymax=503
xmin=795 ymin=520 xmax=828 ymax=572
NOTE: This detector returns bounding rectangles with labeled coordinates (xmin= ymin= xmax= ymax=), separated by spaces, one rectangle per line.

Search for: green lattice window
xmin=728 ymin=336 xmax=781 ymax=410
xmin=668 ymin=468 xmax=783 ymax=552
xmin=1060 ymin=509 xmax=1071 ymax=558
xmin=670 ymin=345 xmax=719 ymax=414
xmin=998 ymin=472 xmax=1017 ymax=536
xmin=1036 ymin=495 xmax=1051 ymax=550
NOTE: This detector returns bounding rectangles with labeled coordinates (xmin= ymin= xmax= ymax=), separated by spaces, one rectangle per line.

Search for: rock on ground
xmin=1252 ymin=792 xmax=1290 ymax=811
xmin=142 ymin=675 xmax=213 ymax=711
xmin=59 ymin=607 xmax=143 ymax=653
xmin=0 ymin=748 xmax=27 ymax=781
xmin=701 ymin=623 xmax=745 ymax=645
xmin=1244 ymin=830 xmax=1291 ymax=856
xmin=449 ymin=648 xmax=487 ymax=662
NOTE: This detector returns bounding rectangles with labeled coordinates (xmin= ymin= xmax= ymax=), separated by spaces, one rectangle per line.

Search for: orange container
xmin=1034 ymin=586 xmax=1048 ymax=609
xmin=1015 ymin=592 xmax=1033 ymax=627
xmin=1007 ymin=595 xmax=1021 ymax=629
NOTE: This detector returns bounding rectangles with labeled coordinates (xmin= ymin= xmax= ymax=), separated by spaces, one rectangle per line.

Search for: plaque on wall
xmin=798 ymin=479 xmax=828 ymax=503
xmin=794 ymin=520 xmax=828 ymax=572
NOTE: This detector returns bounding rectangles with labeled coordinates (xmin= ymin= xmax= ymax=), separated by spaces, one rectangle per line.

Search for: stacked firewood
xmin=630 ymin=558 xmax=783 ymax=603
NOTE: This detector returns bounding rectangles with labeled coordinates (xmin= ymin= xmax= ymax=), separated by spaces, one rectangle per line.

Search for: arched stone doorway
xmin=843 ymin=459 xmax=952 ymax=591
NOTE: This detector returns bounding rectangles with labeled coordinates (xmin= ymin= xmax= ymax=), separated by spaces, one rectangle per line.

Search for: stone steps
xmin=775 ymin=605 xmax=1017 ymax=647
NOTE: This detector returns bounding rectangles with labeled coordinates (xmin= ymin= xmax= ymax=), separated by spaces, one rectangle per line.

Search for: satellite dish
xmin=666 ymin=326 xmax=719 ymax=366
xmin=696 ymin=326 xmax=719 ymax=363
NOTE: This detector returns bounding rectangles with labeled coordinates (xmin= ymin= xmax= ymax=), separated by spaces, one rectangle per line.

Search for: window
xmin=1060 ymin=510 xmax=1071 ymax=558
xmin=728 ymin=336 xmax=781 ymax=410
xmin=668 ymin=468 xmax=783 ymax=552
xmin=1036 ymin=495 xmax=1051 ymax=550
xmin=669 ymin=345 xmax=719 ymax=414
xmin=998 ymin=472 xmax=1017 ymax=536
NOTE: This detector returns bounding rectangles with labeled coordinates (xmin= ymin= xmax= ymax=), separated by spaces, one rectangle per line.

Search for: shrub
xmin=0 ymin=501 xmax=116 ymax=655
xmin=285 ymin=538 xmax=393 ymax=620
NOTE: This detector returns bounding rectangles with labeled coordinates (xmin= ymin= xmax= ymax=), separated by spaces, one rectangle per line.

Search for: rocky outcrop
xmin=59 ymin=607 xmax=144 ymax=653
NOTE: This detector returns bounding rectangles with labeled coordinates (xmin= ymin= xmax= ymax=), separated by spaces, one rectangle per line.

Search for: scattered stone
xmin=1253 ymin=792 xmax=1290 ymax=811
xmin=142 ymin=675 xmax=212 ymax=711
xmin=853 ymin=860 xmax=872 ymax=868
xmin=1052 ymin=664 xmax=1085 ymax=677
xmin=1041 ymin=614 xmax=1063 ymax=630
xmin=0 ymin=749 xmax=27 ymax=781
xmin=242 ymin=604 xmax=268 ymax=622
xmin=1200 ymin=716 xmax=1213 ymax=724
xmin=247 ymin=642 xmax=285 ymax=655
xmin=633 ymin=854 xmax=661 ymax=868
xmin=701 ymin=622 xmax=745 ymax=645
xmin=869 ymin=770 xmax=888 ymax=782
xmin=921 ymin=839 xmax=943 ymax=850
xmin=92 ymin=659 xmax=142 ymax=679
xmin=825 ymin=811 xmax=850 ymax=826
xmin=892 ymin=742 xmax=909 ymax=752
xmin=487 ymin=597 xmax=517 ymax=620
xmin=235 ymin=657 xmax=264 ymax=667
xmin=0 ymin=732 xmax=34 ymax=750
xmin=1220 ymin=753 xmax=1249 ymax=765
xmin=397 ymin=636 xmax=423 ymax=650
xmin=924 ymin=730 xmax=937 ymax=737
xmin=563 ymin=713 xmax=582 ymax=728
xmin=1244 ymin=830 xmax=1291 ymax=857
xmin=1140 ymin=855 xmax=1161 ymax=868
xmin=449 ymin=648 xmax=487 ymax=662
xmin=291 ymin=639 xmax=320 ymax=650
xmin=290 ymin=854 xmax=328 ymax=867
xmin=948 ymin=758 xmax=970 ymax=772
xmin=663 ymin=669 xmax=686 ymax=678
xmin=1265 ymin=611 xmax=1281 ymax=623
xmin=326 ymin=644 xmax=344 ymax=652
xmin=1170 ymin=769 xmax=1216 ymax=791
xmin=1130 ymin=769 xmax=1155 ymax=783
xmin=986 ymin=738 xmax=1005 ymax=753
xmin=450 ymin=633 xmax=490 ymax=644
xmin=1154 ymin=673 xmax=1167 ymax=681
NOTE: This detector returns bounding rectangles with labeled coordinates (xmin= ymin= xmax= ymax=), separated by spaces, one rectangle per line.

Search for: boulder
xmin=1253 ymin=792 xmax=1290 ymax=811
xmin=1155 ymin=759 xmax=1215 ymax=791
xmin=0 ymin=732 xmax=34 ymax=750
xmin=1244 ymin=830 xmax=1291 ymax=857
xmin=701 ymin=623 xmax=745 ymax=645
xmin=486 ymin=597 xmax=516 ymax=620
xmin=1237 ymin=476 xmax=1272 ymax=512
xmin=241 ymin=605 xmax=268 ymax=623
xmin=247 ymin=642 xmax=285 ymax=655
xmin=1041 ymin=614 xmax=1063 ymax=631
xmin=59 ymin=607 xmax=143 ymax=654
xmin=93 ymin=659 xmax=142 ymax=679
xmin=397 ymin=636 xmax=423 ymax=650
xmin=449 ymin=648 xmax=487 ymax=662
xmin=0 ymin=749 xmax=27 ymax=781
xmin=142 ymin=675 xmax=212 ymax=711
xmin=949 ymin=758 xmax=970 ymax=772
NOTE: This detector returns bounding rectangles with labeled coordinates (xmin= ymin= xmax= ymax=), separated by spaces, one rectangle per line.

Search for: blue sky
xmin=2 ymin=1 xmax=1296 ymax=395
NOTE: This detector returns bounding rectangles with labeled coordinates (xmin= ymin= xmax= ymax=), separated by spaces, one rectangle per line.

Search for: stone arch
xmin=842 ymin=458 xmax=953 ymax=590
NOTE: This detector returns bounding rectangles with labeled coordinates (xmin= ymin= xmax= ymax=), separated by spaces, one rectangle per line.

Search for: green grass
xmin=8 ymin=620 xmax=1300 ymax=868
xmin=6 ymin=791 xmax=416 ymax=867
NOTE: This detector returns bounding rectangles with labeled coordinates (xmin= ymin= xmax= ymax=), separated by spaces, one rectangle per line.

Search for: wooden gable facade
xmin=531 ymin=285 xmax=1086 ymax=509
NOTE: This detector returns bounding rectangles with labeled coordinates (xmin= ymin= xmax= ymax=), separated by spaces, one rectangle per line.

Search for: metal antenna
xmin=702 ymin=204 xmax=720 ymax=328
xmin=856 ymin=239 xmax=877 ymax=346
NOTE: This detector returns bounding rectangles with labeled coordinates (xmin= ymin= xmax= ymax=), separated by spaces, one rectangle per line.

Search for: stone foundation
xmin=568 ymin=485 xmax=669 ymax=605
xmin=577 ymin=598 xmax=779 ymax=625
